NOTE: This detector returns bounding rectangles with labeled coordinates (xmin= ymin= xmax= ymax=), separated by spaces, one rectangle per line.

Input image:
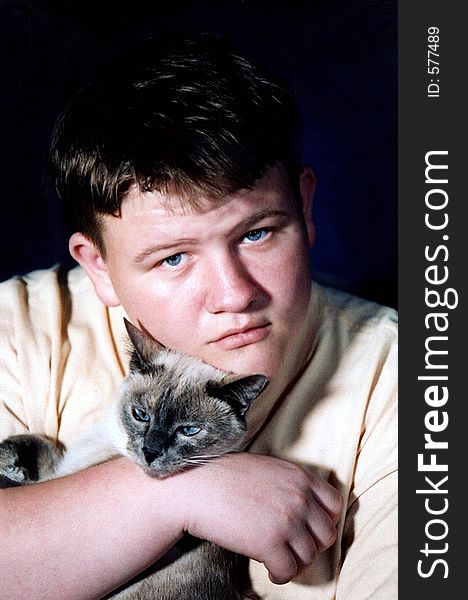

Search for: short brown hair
xmin=49 ymin=33 xmax=301 ymax=251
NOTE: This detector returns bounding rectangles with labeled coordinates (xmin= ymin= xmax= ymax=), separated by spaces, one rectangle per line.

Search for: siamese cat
xmin=0 ymin=319 xmax=268 ymax=600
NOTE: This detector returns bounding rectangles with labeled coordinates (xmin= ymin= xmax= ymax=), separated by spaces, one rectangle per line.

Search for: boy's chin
xmin=207 ymin=347 xmax=283 ymax=379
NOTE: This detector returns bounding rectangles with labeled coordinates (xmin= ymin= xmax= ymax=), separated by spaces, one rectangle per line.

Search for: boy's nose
xmin=204 ymin=254 xmax=259 ymax=314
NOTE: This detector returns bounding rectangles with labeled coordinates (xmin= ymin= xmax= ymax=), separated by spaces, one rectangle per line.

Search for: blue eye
xmin=164 ymin=253 xmax=183 ymax=267
xmin=179 ymin=426 xmax=201 ymax=437
xmin=132 ymin=407 xmax=150 ymax=422
xmin=243 ymin=228 xmax=268 ymax=243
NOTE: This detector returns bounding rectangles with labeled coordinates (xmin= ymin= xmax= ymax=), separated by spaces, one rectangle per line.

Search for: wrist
xmin=99 ymin=457 xmax=187 ymax=542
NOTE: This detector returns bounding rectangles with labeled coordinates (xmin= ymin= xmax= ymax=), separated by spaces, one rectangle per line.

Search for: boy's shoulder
xmin=311 ymin=280 xmax=398 ymax=360
xmin=314 ymin=280 xmax=398 ymax=333
xmin=0 ymin=265 xmax=103 ymax=337
xmin=0 ymin=265 xmax=95 ymax=306
xmin=0 ymin=264 xmax=90 ymax=297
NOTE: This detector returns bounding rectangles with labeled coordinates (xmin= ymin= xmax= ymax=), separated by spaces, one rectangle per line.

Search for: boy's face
xmin=72 ymin=165 xmax=315 ymax=378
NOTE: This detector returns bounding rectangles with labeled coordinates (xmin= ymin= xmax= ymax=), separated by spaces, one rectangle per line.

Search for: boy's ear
xmin=69 ymin=232 xmax=120 ymax=307
xmin=299 ymin=166 xmax=316 ymax=246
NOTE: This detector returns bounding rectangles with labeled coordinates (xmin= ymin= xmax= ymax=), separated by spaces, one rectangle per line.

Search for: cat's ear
xmin=207 ymin=375 xmax=268 ymax=417
xmin=123 ymin=318 xmax=166 ymax=371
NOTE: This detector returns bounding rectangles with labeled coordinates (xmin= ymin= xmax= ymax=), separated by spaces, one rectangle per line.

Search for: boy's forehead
xmin=121 ymin=186 xmax=221 ymax=219
xmin=120 ymin=163 xmax=294 ymax=219
xmin=101 ymin=162 xmax=302 ymax=265
xmin=98 ymin=163 xmax=300 ymax=256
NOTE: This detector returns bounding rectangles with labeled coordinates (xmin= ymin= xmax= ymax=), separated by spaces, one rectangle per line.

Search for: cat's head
xmin=115 ymin=319 xmax=268 ymax=478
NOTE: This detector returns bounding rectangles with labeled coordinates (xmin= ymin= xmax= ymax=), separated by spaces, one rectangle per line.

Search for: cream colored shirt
xmin=0 ymin=266 xmax=397 ymax=599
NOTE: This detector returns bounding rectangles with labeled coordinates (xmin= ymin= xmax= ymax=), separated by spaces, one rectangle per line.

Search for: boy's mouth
xmin=211 ymin=323 xmax=271 ymax=350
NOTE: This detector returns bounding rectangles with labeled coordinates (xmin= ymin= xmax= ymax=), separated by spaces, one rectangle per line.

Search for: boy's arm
xmin=0 ymin=452 xmax=341 ymax=600
xmin=0 ymin=458 xmax=180 ymax=600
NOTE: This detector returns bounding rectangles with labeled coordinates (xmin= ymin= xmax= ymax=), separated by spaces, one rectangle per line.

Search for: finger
xmin=263 ymin=545 xmax=299 ymax=585
xmin=305 ymin=510 xmax=337 ymax=553
xmin=286 ymin=534 xmax=318 ymax=571
xmin=308 ymin=474 xmax=343 ymax=522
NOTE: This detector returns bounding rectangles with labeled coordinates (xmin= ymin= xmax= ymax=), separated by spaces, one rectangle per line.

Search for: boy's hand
xmin=172 ymin=452 xmax=342 ymax=585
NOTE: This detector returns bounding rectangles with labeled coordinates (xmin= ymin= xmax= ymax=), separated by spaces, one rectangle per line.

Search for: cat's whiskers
xmin=184 ymin=454 xmax=222 ymax=465
xmin=189 ymin=454 xmax=221 ymax=460
xmin=185 ymin=461 xmax=208 ymax=466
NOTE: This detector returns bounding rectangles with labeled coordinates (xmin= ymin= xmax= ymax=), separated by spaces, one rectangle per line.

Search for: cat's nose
xmin=142 ymin=446 xmax=159 ymax=464
xmin=143 ymin=428 xmax=165 ymax=464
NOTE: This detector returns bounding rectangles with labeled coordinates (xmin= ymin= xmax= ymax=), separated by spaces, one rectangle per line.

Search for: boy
xmin=0 ymin=34 xmax=396 ymax=599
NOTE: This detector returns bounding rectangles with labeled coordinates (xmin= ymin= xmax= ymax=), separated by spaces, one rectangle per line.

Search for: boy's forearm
xmin=0 ymin=451 xmax=342 ymax=599
xmin=0 ymin=457 xmax=183 ymax=600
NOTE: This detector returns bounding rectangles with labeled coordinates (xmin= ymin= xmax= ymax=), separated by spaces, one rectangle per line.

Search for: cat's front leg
xmin=0 ymin=434 xmax=64 ymax=487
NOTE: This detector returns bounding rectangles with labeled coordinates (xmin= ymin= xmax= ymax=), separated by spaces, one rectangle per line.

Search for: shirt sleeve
xmin=336 ymin=326 xmax=398 ymax=600
xmin=337 ymin=471 xmax=398 ymax=600
xmin=0 ymin=277 xmax=30 ymax=438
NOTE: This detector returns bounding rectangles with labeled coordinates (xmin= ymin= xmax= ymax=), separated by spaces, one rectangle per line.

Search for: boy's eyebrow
xmin=132 ymin=240 xmax=196 ymax=264
xmin=237 ymin=209 xmax=290 ymax=231
xmin=132 ymin=208 xmax=290 ymax=264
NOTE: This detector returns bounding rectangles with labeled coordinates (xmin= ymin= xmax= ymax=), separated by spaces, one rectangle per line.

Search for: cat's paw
xmin=0 ymin=462 xmax=28 ymax=482
xmin=0 ymin=441 xmax=31 ymax=484
xmin=0 ymin=434 xmax=62 ymax=486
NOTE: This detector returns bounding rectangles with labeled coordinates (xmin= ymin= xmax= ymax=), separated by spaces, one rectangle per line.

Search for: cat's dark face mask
xmin=117 ymin=319 xmax=269 ymax=477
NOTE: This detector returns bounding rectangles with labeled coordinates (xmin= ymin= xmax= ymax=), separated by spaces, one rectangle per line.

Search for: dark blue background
xmin=0 ymin=1 xmax=397 ymax=308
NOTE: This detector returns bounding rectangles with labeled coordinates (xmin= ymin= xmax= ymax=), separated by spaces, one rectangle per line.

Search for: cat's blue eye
xmin=132 ymin=407 xmax=150 ymax=422
xmin=242 ymin=228 xmax=269 ymax=243
xmin=179 ymin=426 xmax=201 ymax=437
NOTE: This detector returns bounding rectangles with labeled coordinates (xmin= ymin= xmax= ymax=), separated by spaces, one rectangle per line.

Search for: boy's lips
xmin=211 ymin=323 xmax=271 ymax=350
